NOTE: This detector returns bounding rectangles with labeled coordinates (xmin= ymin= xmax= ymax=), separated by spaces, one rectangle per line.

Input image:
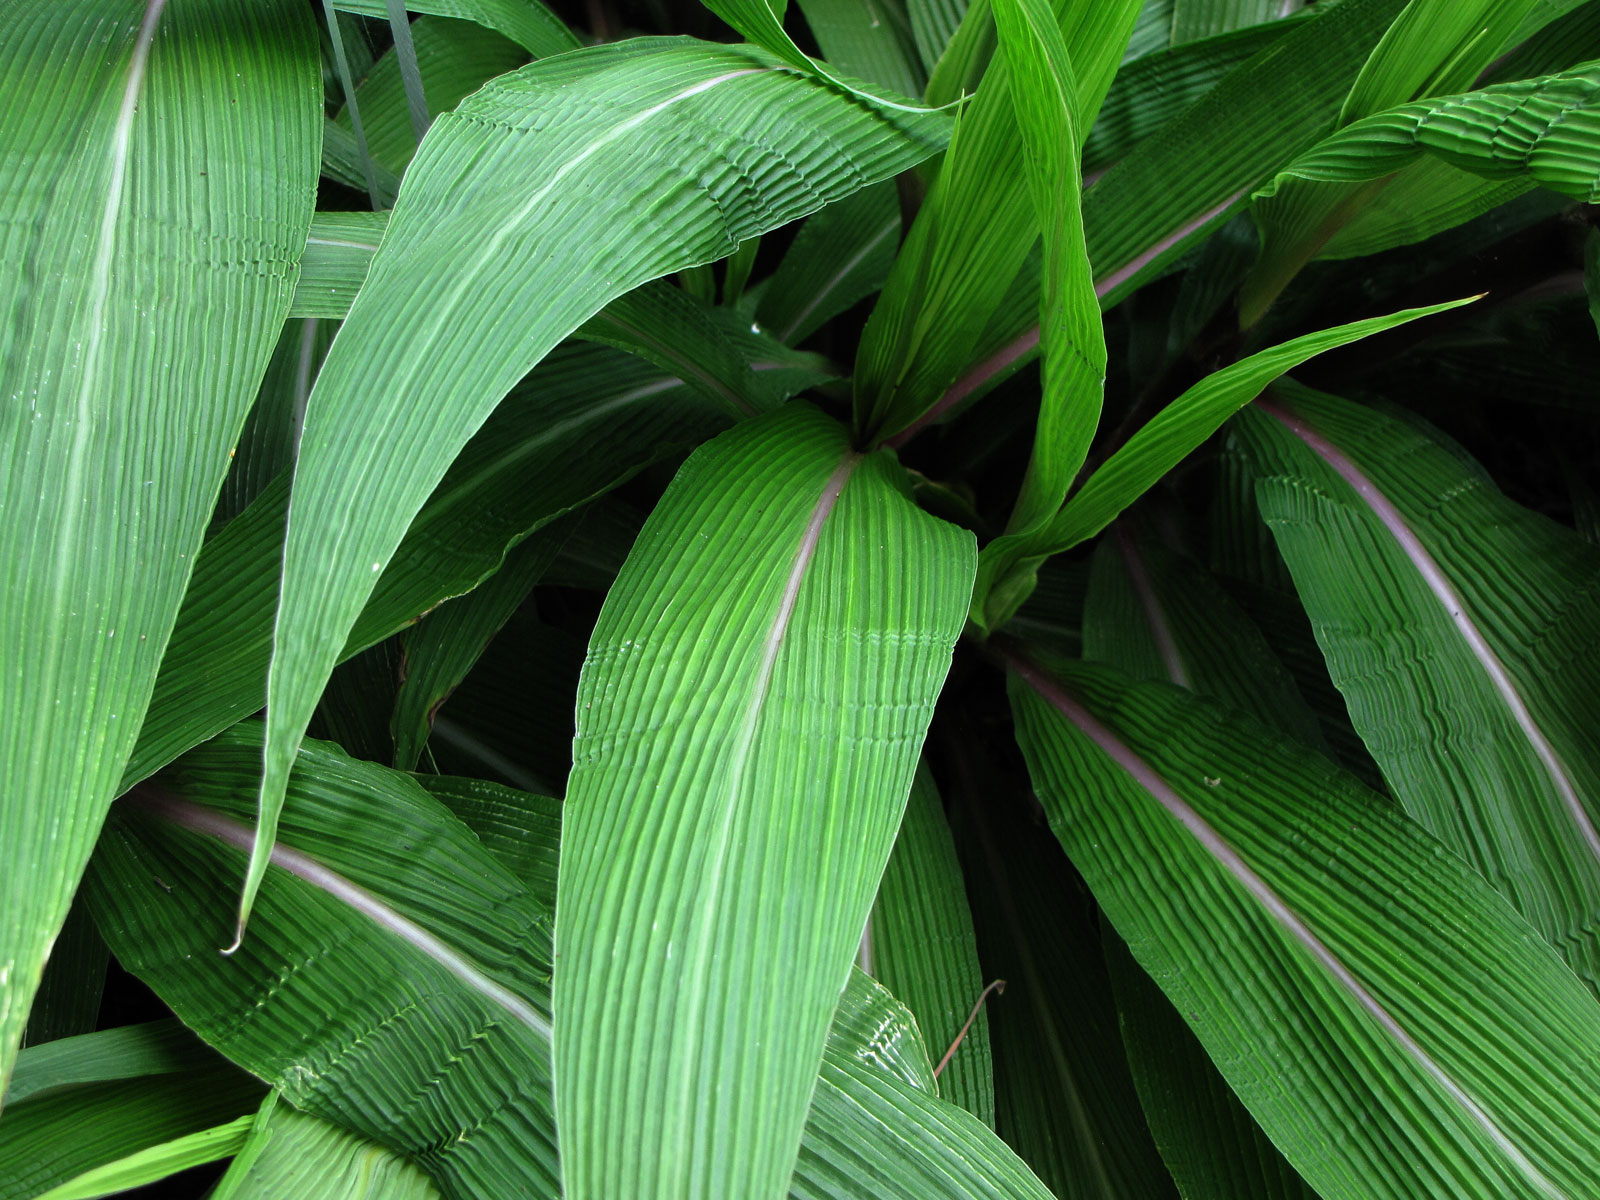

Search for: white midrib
xmin=667 ymin=450 xmax=860 ymax=1180
xmin=136 ymin=789 xmax=553 ymax=1042
xmin=1115 ymin=525 xmax=1190 ymax=689
xmin=1011 ymin=656 xmax=1570 ymax=1200
xmin=43 ymin=1 xmax=167 ymax=697
xmin=1262 ymin=402 xmax=1600 ymax=869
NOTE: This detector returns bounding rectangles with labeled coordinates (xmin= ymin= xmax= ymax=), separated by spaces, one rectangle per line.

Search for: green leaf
xmin=795 ymin=0 xmax=925 ymax=96
xmin=909 ymin=0 xmax=970 ymax=72
xmin=756 ymin=182 xmax=902 ymax=345
xmin=1083 ymin=530 xmax=1324 ymax=749
xmin=1240 ymin=0 xmax=1549 ymax=323
xmin=333 ymin=0 xmax=579 ymax=58
xmin=1233 ymin=384 xmax=1600 ymax=995
xmin=390 ymin=524 xmax=570 ymax=771
xmin=331 ymin=16 xmax=528 ymax=177
xmin=1008 ymin=654 xmax=1600 ymax=1200
xmin=5 ymin=1022 xmax=207 ymax=1107
xmin=918 ymin=0 xmax=1406 ymax=436
xmin=19 ymin=897 xmax=107 ymax=1050
xmin=867 ymin=764 xmax=994 ymax=1125
xmin=92 ymin=727 xmax=1060 ymax=1200
xmin=0 ymin=0 xmax=319 ymax=1088
xmin=1103 ymin=933 xmax=1320 ymax=1200
xmin=0 ymin=1029 xmax=262 ymax=1200
xmin=91 ymin=728 xmax=563 ymax=1200
xmin=956 ymin=767 xmax=1178 ymax=1199
xmin=245 ymin=38 xmax=951 ymax=943
xmin=291 ymin=212 xmax=388 ymax=318
xmin=557 ymin=403 xmax=975 ymax=1200
xmin=35 ymin=1115 xmax=255 ymax=1200
xmin=125 ymin=343 xmax=727 ymax=790
xmin=212 ymin=1094 xmax=441 ymax=1200
xmin=991 ymin=0 xmax=1105 ymax=537
xmin=855 ymin=0 xmax=1141 ymax=442
xmin=973 ymin=296 xmax=1472 ymax=632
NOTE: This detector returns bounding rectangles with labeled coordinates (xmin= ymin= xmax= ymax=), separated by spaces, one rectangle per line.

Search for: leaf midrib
xmin=1008 ymin=653 xmax=1569 ymax=1200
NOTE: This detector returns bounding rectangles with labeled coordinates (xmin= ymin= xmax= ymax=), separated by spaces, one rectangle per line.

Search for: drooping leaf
xmin=1233 ymin=384 xmax=1600 ymax=995
xmin=972 ymin=296 xmax=1472 ymax=632
xmin=246 ymin=37 xmax=952 ymax=940
xmin=125 ymin=344 xmax=726 ymax=790
xmin=0 ymin=0 xmax=320 ymax=1088
xmin=556 ymin=403 xmax=975 ymax=1200
xmin=92 ymin=726 xmax=1060 ymax=1200
xmin=1008 ymin=653 xmax=1600 ymax=1200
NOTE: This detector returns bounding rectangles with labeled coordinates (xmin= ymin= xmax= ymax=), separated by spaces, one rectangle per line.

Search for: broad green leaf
xmin=756 ymin=182 xmax=902 ymax=345
xmin=332 ymin=16 xmax=527 ymax=176
xmin=972 ymin=296 xmax=1472 ymax=632
xmin=291 ymin=212 xmax=388 ymax=318
xmin=956 ymin=767 xmax=1177 ymax=1199
xmin=910 ymin=0 xmax=970 ymax=72
xmin=92 ymin=729 xmax=563 ymax=1200
xmin=867 ymin=765 xmax=994 ymax=1125
xmin=1083 ymin=18 xmax=1306 ymax=174
xmin=1254 ymin=61 xmax=1600 ymax=204
xmin=5 ymin=1022 xmax=206 ymax=1107
xmin=334 ymin=0 xmax=579 ymax=58
xmin=411 ymin=775 xmax=564 ymax=911
xmin=1083 ymin=529 xmax=1323 ymax=748
xmin=855 ymin=0 xmax=1141 ymax=442
xmin=1008 ymin=654 xmax=1600 ymax=1200
xmin=93 ymin=727 xmax=1059 ymax=1200
xmin=1233 ymin=385 xmax=1600 ymax=995
xmin=1241 ymin=0 xmax=1547 ymax=322
xmin=126 ymin=344 xmax=726 ymax=790
xmin=246 ymin=39 xmax=951 ymax=942
xmin=557 ymin=404 xmax=974 ymax=1200
xmin=919 ymin=0 xmax=1406 ymax=435
xmin=991 ymin=0 xmax=1105 ymax=537
xmin=0 ymin=0 xmax=319 ymax=1089
xmin=0 ymin=1030 xmax=262 ymax=1200
xmin=1340 ymin=0 xmax=1541 ymax=123
xmin=35 ymin=1115 xmax=254 ymax=1200
xmin=795 ymin=0 xmax=925 ymax=96
xmin=1315 ymin=158 xmax=1532 ymax=261
xmin=212 ymin=1094 xmax=441 ymax=1200
xmin=390 ymin=526 xmax=569 ymax=770
xmin=1103 ymin=933 xmax=1320 ymax=1200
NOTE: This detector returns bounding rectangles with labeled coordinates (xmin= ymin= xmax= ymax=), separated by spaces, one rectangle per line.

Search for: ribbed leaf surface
xmin=868 ymin=765 xmax=994 ymax=1124
xmin=557 ymin=403 xmax=974 ymax=1200
xmin=0 ymin=0 xmax=319 ymax=1087
xmin=1233 ymin=385 xmax=1600 ymax=994
xmin=247 ymin=37 xmax=951 ymax=937
xmin=213 ymin=1095 xmax=440 ymax=1200
xmin=973 ymin=298 xmax=1469 ymax=631
xmin=1008 ymin=655 xmax=1600 ymax=1200
xmin=333 ymin=0 xmax=578 ymax=57
xmin=126 ymin=344 xmax=725 ymax=789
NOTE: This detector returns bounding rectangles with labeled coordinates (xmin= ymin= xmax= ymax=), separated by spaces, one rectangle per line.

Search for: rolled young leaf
xmin=557 ymin=403 xmax=975 ymax=1200
xmin=1008 ymin=654 xmax=1600 ymax=1200
xmin=0 ymin=0 xmax=320 ymax=1089
xmin=245 ymin=36 xmax=952 ymax=943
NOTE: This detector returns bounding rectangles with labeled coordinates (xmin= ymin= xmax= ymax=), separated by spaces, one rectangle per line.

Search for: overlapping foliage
xmin=4 ymin=1 xmax=1600 ymax=1197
